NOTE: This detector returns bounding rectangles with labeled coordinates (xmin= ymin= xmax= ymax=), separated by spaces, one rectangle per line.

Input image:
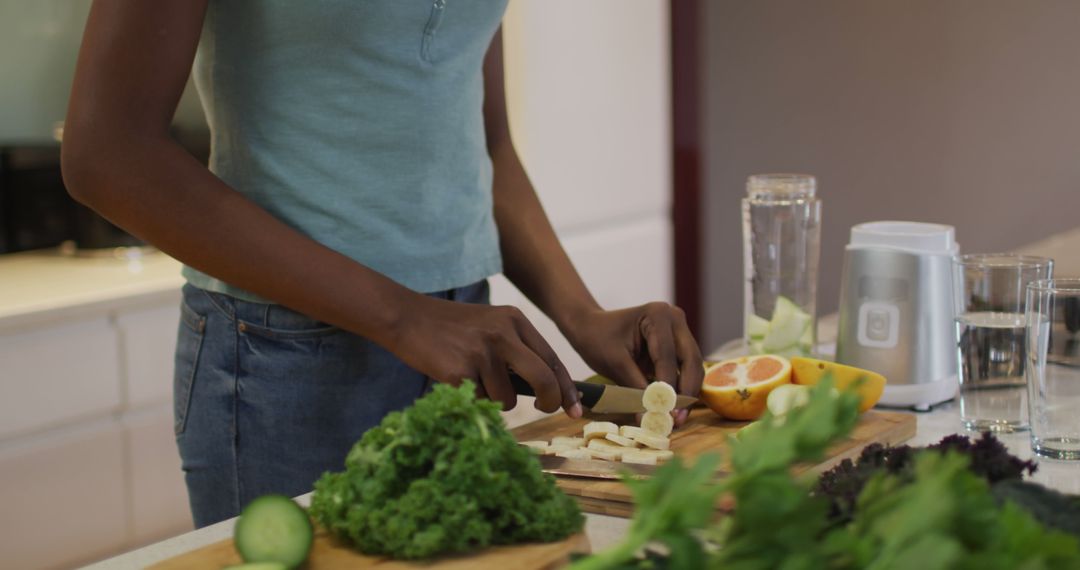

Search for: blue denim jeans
xmin=173 ymin=280 xmax=489 ymax=528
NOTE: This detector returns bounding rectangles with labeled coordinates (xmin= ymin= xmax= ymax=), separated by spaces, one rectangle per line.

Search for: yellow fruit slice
xmin=699 ymin=355 xmax=792 ymax=420
xmin=790 ymin=357 xmax=886 ymax=412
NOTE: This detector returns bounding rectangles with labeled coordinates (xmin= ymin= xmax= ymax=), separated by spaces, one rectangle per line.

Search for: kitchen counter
xmin=82 ymin=399 xmax=1079 ymax=570
xmin=0 ymin=248 xmax=184 ymax=333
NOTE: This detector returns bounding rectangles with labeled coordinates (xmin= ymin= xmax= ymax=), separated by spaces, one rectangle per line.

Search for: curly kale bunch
xmin=815 ymin=432 xmax=1038 ymax=521
xmin=308 ymin=381 xmax=583 ymax=560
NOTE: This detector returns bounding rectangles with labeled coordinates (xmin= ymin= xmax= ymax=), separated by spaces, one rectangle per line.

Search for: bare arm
xmin=63 ymin=1 xmax=580 ymax=416
xmin=483 ymin=29 xmax=704 ymax=423
xmin=63 ymin=0 xmax=408 ymax=341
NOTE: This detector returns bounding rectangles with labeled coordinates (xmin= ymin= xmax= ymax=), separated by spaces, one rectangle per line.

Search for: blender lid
xmin=848 ymin=221 xmax=957 ymax=254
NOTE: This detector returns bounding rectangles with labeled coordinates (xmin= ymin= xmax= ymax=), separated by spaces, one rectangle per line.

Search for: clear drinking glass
xmin=1026 ymin=279 xmax=1080 ymax=459
xmin=954 ymin=254 xmax=1053 ymax=432
xmin=742 ymin=174 xmax=821 ymax=357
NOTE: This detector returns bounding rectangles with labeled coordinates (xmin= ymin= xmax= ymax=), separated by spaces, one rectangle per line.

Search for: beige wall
xmin=701 ymin=0 xmax=1080 ymax=349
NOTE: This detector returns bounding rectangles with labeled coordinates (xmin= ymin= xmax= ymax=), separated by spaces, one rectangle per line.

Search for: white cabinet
xmin=116 ymin=304 xmax=182 ymax=409
xmin=0 ymin=317 xmax=121 ymax=439
xmin=125 ymin=407 xmax=191 ymax=544
xmin=0 ymin=287 xmax=191 ymax=568
xmin=0 ymin=422 xmax=128 ymax=570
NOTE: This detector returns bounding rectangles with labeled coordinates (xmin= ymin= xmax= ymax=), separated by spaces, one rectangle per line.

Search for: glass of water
xmin=1026 ymin=279 xmax=1080 ymax=459
xmin=954 ymin=254 xmax=1053 ymax=432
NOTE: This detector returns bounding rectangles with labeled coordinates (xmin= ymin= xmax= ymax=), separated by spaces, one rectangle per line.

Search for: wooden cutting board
xmin=512 ymin=407 xmax=916 ymax=518
xmin=150 ymin=529 xmax=589 ymax=570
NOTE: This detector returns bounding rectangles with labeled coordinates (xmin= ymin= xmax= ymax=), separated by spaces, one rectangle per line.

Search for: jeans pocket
xmin=237 ymin=303 xmax=341 ymax=341
xmin=175 ymin=300 xmax=207 ymax=435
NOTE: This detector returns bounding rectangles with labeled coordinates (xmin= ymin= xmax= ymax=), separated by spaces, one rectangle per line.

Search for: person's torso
xmin=185 ymin=0 xmax=508 ymax=300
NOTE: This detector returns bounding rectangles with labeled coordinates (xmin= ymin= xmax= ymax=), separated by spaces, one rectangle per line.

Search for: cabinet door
xmin=125 ymin=407 xmax=193 ymax=545
xmin=0 ymin=317 xmax=121 ymax=439
xmin=116 ymin=304 xmax=181 ymax=409
xmin=0 ymin=423 xmax=127 ymax=569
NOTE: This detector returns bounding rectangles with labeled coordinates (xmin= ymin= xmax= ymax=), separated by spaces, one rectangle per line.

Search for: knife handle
xmin=507 ymin=373 xmax=606 ymax=410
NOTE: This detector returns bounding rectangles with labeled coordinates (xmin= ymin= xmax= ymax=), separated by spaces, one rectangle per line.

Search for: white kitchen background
xmin=0 ymin=1 xmax=673 ymax=568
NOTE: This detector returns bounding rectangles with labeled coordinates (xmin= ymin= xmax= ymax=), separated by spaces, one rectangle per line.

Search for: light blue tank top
xmin=185 ymin=0 xmax=507 ymax=300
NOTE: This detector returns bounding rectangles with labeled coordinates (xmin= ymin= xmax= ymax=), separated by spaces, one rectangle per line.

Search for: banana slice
xmin=619 ymin=425 xmax=647 ymax=439
xmin=583 ymin=421 xmax=619 ymax=441
xmin=633 ymin=432 xmax=670 ymax=450
xmin=643 ymin=382 xmax=677 ymax=413
xmin=518 ymin=441 xmax=549 ymax=454
xmin=621 ymin=451 xmax=659 ymax=465
xmin=587 ymin=438 xmax=620 ymax=450
xmin=636 ymin=449 xmax=675 ymax=462
xmin=589 ymin=447 xmax=622 ymax=462
xmin=640 ymin=411 xmax=674 ymax=437
xmin=551 ymin=436 xmax=585 ymax=448
xmin=604 ymin=433 xmax=638 ymax=448
xmin=555 ymin=448 xmax=594 ymax=460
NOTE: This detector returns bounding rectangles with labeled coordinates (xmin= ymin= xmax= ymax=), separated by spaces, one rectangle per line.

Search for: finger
xmin=640 ymin=312 xmax=679 ymax=390
xmin=472 ymin=377 xmax=488 ymax=400
xmin=674 ymin=322 xmax=705 ymax=398
xmin=478 ymin=357 xmax=517 ymax=411
xmin=501 ymin=340 xmax=564 ymax=414
xmin=608 ymin=353 xmax=650 ymax=390
xmin=512 ymin=316 xmax=582 ymax=418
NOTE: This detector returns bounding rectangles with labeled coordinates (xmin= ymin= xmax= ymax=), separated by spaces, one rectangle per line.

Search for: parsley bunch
xmin=308 ymin=381 xmax=583 ymax=560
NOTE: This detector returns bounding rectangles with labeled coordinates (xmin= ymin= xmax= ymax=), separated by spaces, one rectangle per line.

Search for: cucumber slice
xmin=224 ymin=564 xmax=289 ymax=570
xmin=746 ymin=313 xmax=770 ymax=339
xmin=234 ymin=495 xmax=313 ymax=569
xmin=762 ymin=296 xmax=812 ymax=352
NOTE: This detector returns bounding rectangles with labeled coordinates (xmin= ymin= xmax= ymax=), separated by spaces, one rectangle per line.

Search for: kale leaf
xmin=814 ymin=431 xmax=1038 ymax=522
xmin=308 ymin=381 xmax=583 ymax=560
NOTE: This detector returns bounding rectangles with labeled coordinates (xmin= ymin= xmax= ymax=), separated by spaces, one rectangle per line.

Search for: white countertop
xmin=0 ymin=248 xmax=184 ymax=333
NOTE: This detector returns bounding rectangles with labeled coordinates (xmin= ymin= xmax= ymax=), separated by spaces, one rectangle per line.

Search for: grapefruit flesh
xmin=700 ymin=355 xmax=792 ymax=420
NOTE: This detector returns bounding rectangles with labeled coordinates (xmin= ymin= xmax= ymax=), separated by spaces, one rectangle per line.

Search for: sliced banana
xmin=551 ymin=436 xmax=585 ymax=448
xmin=621 ymin=451 xmax=659 ymax=465
xmin=604 ymin=433 xmax=638 ymax=448
xmin=518 ymin=441 xmax=549 ymax=454
xmin=637 ymin=449 xmax=674 ymax=461
xmin=589 ymin=447 xmax=623 ymax=461
xmin=583 ymin=421 xmax=619 ymax=441
xmin=643 ymin=382 xmax=677 ymax=413
xmin=640 ymin=411 xmax=674 ymax=437
xmin=587 ymin=438 xmax=621 ymax=450
xmin=633 ymin=432 xmax=670 ymax=450
xmin=555 ymin=448 xmax=594 ymax=460
xmin=619 ymin=425 xmax=647 ymax=439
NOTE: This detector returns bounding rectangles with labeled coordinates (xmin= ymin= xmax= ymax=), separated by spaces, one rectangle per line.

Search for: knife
xmin=536 ymin=455 xmax=658 ymax=480
xmin=508 ymin=373 xmax=697 ymax=414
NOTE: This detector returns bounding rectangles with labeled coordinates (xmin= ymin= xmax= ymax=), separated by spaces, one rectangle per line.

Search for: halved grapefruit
xmin=790 ymin=357 xmax=886 ymax=412
xmin=700 ymin=355 xmax=792 ymax=420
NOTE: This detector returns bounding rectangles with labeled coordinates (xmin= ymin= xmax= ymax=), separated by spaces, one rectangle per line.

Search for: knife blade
xmin=508 ymin=373 xmax=698 ymax=414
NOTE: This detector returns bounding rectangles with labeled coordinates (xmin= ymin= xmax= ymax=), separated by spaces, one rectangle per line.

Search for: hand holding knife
xmin=508 ymin=372 xmax=697 ymax=415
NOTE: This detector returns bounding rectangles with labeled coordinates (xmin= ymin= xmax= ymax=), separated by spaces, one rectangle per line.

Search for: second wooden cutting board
xmin=511 ymin=407 xmax=916 ymax=518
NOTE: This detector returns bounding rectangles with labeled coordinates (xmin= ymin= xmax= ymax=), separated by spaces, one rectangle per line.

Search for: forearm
xmin=491 ymin=142 xmax=602 ymax=333
xmin=61 ymin=132 xmax=415 ymax=346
